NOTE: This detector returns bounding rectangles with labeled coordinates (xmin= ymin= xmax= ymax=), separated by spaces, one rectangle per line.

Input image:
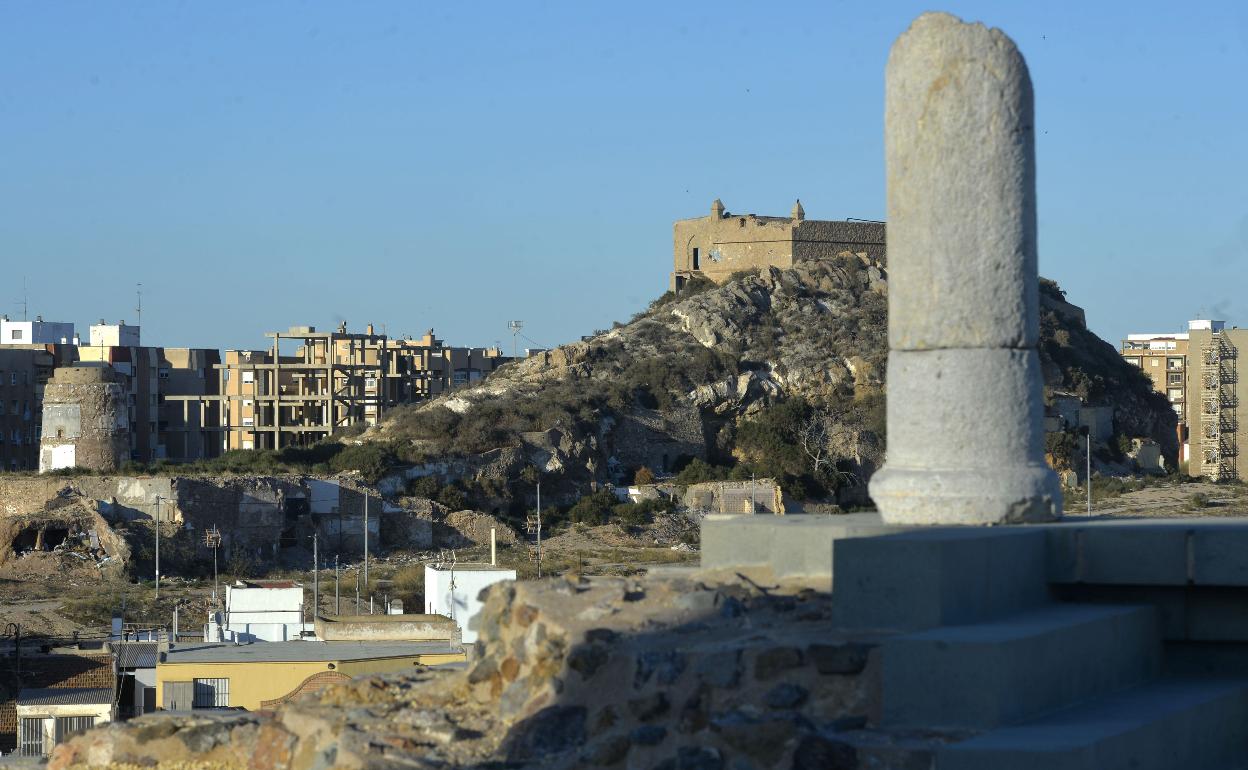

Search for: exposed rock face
xmin=369 ymin=256 xmax=1176 ymax=501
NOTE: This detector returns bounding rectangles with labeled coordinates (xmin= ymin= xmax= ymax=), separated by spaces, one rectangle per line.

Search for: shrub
xmin=1189 ymin=493 xmax=1210 ymax=509
xmin=327 ymin=442 xmax=395 ymax=482
xmin=633 ymin=466 xmax=655 ymax=486
xmin=392 ymin=565 xmax=425 ymax=610
xmin=437 ymin=484 xmax=468 ymax=511
xmin=567 ymin=490 xmax=617 ymax=526
xmin=674 ymin=459 xmax=729 ymax=486
xmin=408 ymin=475 xmax=441 ymax=499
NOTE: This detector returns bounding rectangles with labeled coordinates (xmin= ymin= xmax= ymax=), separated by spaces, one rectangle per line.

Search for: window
xmin=242 ymin=371 xmax=254 ymax=384
xmin=19 ymin=717 xmax=43 ymax=757
xmin=193 ymin=678 xmax=229 ymax=708
xmin=1124 ymin=357 xmax=1142 ymax=367
xmin=1151 ymin=359 xmax=1160 ymax=367
xmin=1168 ymin=388 xmax=1183 ymax=402
xmin=242 ymin=417 xmax=254 ymax=427
xmin=0 ymin=401 xmax=5 ymax=416
xmin=1168 ymin=358 xmax=1184 ymax=370
xmin=11 ymin=329 xmax=22 ymax=340
xmin=9 ymin=373 xmax=15 ymax=385
xmin=692 ymin=247 xmax=700 ymax=270
xmin=54 ymin=716 xmax=94 ymax=744
xmin=1168 ymin=373 xmax=1183 ymax=385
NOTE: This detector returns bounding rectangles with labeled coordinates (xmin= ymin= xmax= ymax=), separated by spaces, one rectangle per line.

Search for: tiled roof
xmin=18 ymin=688 xmax=113 ymax=707
xmin=113 ymin=642 xmax=158 ymax=670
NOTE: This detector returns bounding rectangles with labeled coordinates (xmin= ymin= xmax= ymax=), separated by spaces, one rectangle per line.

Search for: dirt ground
xmin=0 ymin=516 xmax=702 ymax=643
xmin=1065 ymin=480 xmax=1248 ymax=518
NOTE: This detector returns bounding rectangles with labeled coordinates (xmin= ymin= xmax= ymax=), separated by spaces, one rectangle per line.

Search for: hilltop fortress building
xmin=671 ymin=199 xmax=886 ymax=291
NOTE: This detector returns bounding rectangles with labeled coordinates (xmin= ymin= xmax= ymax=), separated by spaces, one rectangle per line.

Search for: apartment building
xmin=0 ymin=316 xmax=77 ymax=346
xmin=168 ymin=324 xmax=511 ymax=453
xmin=1121 ymin=329 xmax=1189 ymax=442
xmin=1183 ymin=320 xmax=1248 ymax=482
xmin=0 ymin=349 xmax=47 ymax=470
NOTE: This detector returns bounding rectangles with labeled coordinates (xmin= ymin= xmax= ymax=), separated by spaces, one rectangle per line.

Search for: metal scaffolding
xmin=1200 ymin=331 xmax=1238 ymax=481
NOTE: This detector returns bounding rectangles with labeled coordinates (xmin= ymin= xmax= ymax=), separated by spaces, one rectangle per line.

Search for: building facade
xmin=0 ymin=317 xmax=76 ymax=346
xmin=1121 ymin=330 xmax=1190 ymax=461
xmin=171 ymin=324 xmax=510 ymax=453
xmin=1183 ymin=321 xmax=1248 ymax=482
xmin=671 ymin=199 xmax=886 ymax=291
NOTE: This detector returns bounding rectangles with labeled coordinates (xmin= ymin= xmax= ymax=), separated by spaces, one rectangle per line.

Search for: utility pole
xmin=363 ymin=493 xmax=369 ymax=589
xmin=312 ymin=532 xmax=319 ymax=626
xmin=154 ymin=497 xmax=162 ymax=600
xmin=355 ymin=568 xmax=360 ymax=615
xmin=508 ymin=320 xmax=524 ymax=362
xmin=335 ymin=555 xmax=340 ymax=615
xmin=536 ymin=479 xmax=543 ymax=578
xmin=1077 ymin=425 xmax=1092 ymax=515
xmin=1086 ymin=429 xmax=1092 ymax=516
xmin=203 ymin=525 xmax=222 ymax=604
xmin=751 ymin=472 xmax=757 ymax=514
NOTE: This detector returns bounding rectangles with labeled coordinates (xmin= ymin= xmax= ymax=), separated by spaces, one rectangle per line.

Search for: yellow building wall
xmin=156 ymin=651 xmax=465 ymax=710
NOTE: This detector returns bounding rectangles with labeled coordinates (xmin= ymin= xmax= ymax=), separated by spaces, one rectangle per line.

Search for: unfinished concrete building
xmin=38 ymin=365 xmax=130 ymax=473
xmin=170 ymin=325 xmax=509 ymax=451
xmin=671 ymin=199 xmax=886 ymax=290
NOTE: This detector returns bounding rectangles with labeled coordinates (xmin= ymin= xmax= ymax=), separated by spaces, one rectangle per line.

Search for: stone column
xmin=868 ymin=12 xmax=1061 ymax=524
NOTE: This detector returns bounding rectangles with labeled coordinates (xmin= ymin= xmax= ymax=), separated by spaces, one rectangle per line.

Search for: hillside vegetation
xmin=366 ymin=255 xmax=1176 ymax=512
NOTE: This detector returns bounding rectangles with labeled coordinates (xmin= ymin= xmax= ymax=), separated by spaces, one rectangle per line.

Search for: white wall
xmin=424 ymin=565 xmax=516 ymax=644
xmin=89 ymin=323 xmax=141 ymax=347
xmin=16 ymin=701 xmax=113 ymax=755
xmin=1 ymin=319 xmax=75 ymax=345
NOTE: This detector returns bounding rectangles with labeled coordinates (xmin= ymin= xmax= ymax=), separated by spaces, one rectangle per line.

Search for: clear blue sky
xmin=2 ymin=1 xmax=1245 ymax=352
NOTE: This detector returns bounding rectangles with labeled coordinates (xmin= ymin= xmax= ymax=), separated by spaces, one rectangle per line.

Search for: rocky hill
xmin=370 ymin=254 xmax=1176 ymax=509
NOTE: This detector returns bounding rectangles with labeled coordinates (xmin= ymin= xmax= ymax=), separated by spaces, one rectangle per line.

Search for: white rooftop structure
xmin=89 ymin=320 xmax=141 ymax=348
xmin=1126 ymin=333 xmax=1189 ymax=341
xmin=1188 ymin=319 xmax=1227 ymax=332
xmin=424 ymin=562 xmax=516 ymax=644
xmin=0 ymin=316 xmax=75 ymax=346
xmin=204 ymin=580 xmax=310 ymax=643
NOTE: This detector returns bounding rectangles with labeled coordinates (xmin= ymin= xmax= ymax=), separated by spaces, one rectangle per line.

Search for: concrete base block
xmin=699 ymin=513 xmax=907 ymax=581
xmin=938 ymin=678 xmax=1248 ymax=770
xmin=831 ymin=528 xmax=1049 ymax=631
xmin=883 ymin=604 xmax=1159 ymax=729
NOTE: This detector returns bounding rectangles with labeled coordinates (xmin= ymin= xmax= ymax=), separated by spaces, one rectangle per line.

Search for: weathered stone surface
xmin=884 ymin=12 xmax=1037 ymax=351
xmin=871 ymin=11 xmax=1061 ymax=525
xmin=53 ymin=572 xmax=876 ymax=769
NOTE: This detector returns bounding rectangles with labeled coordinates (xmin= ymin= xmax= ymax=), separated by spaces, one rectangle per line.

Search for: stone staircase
xmin=829 ymin=526 xmax=1248 ymax=770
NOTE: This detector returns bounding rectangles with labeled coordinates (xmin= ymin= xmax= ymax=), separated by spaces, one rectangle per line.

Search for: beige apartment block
xmin=1121 ymin=331 xmax=1190 ymax=459
xmin=671 ymin=199 xmax=886 ymax=291
xmin=1183 ymin=320 xmax=1248 ymax=482
xmin=160 ymin=347 xmax=222 ymax=461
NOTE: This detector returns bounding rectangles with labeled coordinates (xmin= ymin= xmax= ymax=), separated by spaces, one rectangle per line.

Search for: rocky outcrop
xmin=52 ymin=572 xmax=877 ymax=769
xmin=368 ymin=259 xmax=1176 ymax=500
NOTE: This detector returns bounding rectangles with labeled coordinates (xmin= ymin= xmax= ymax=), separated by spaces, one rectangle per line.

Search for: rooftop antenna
xmin=19 ymin=276 xmax=28 ymax=321
xmin=508 ymin=320 xmax=524 ymax=361
xmin=136 ymin=283 xmax=142 ymax=328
